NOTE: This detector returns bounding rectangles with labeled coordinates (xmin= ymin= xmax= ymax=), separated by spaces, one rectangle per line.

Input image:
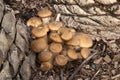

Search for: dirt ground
xmin=0 ymin=0 xmax=120 ymax=80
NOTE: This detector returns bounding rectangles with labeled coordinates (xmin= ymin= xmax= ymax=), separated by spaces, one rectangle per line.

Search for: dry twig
xmin=60 ymin=68 xmax=64 ymax=80
xmin=91 ymin=69 xmax=101 ymax=80
xmin=111 ymin=74 xmax=120 ymax=80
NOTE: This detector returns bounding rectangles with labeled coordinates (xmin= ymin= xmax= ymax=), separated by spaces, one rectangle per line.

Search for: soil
xmin=1 ymin=0 xmax=120 ymax=80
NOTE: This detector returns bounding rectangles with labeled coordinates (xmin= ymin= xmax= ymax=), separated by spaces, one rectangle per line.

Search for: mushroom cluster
xmin=27 ymin=8 xmax=93 ymax=71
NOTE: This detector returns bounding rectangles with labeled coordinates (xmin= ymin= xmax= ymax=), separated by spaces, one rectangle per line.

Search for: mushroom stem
xmin=42 ymin=17 xmax=51 ymax=24
xmin=55 ymin=13 xmax=61 ymax=21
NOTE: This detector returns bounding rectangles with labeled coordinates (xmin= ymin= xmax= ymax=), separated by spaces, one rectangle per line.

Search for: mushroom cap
xmin=31 ymin=37 xmax=48 ymax=52
xmin=66 ymin=34 xmax=80 ymax=46
xmin=49 ymin=21 xmax=63 ymax=31
xmin=40 ymin=62 xmax=53 ymax=71
xmin=70 ymin=28 xmax=76 ymax=33
xmin=55 ymin=55 xmax=68 ymax=66
xmin=61 ymin=28 xmax=73 ymax=41
xmin=76 ymin=33 xmax=93 ymax=48
xmin=27 ymin=17 xmax=42 ymax=27
xmin=38 ymin=51 xmax=52 ymax=62
xmin=37 ymin=8 xmax=52 ymax=18
xmin=67 ymin=49 xmax=78 ymax=60
xmin=57 ymin=27 xmax=69 ymax=34
xmin=31 ymin=27 xmax=48 ymax=38
xmin=43 ymin=23 xmax=49 ymax=32
xmin=80 ymin=48 xmax=90 ymax=59
xmin=49 ymin=42 xmax=62 ymax=54
xmin=49 ymin=32 xmax=62 ymax=43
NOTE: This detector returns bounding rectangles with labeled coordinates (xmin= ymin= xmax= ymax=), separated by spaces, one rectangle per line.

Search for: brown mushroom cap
xmin=40 ymin=62 xmax=53 ymax=71
xmin=57 ymin=27 xmax=68 ymax=34
xmin=70 ymin=28 xmax=76 ymax=33
xmin=67 ymin=49 xmax=78 ymax=60
xmin=38 ymin=8 xmax=52 ymax=18
xmin=66 ymin=34 xmax=80 ymax=46
xmin=49 ymin=42 xmax=62 ymax=54
xmin=43 ymin=24 xmax=49 ymax=32
xmin=61 ymin=28 xmax=73 ymax=41
xmin=27 ymin=17 xmax=42 ymax=27
xmin=38 ymin=51 xmax=52 ymax=62
xmin=49 ymin=32 xmax=62 ymax=43
xmin=55 ymin=55 xmax=68 ymax=66
xmin=31 ymin=37 xmax=48 ymax=52
xmin=49 ymin=21 xmax=63 ymax=31
xmin=31 ymin=27 xmax=48 ymax=38
xmin=76 ymin=33 xmax=93 ymax=48
xmin=80 ymin=48 xmax=90 ymax=59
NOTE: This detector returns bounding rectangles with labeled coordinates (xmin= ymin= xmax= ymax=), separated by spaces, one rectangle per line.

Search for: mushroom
xmin=38 ymin=51 xmax=52 ymax=62
xmin=67 ymin=49 xmax=78 ymax=60
xmin=80 ymin=48 xmax=90 ymax=59
xmin=27 ymin=17 xmax=42 ymax=27
xmin=28 ymin=7 xmax=95 ymax=71
xmin=66 ymin=34 xmax=80 ymax=46
xmin=31 ymin=37 xmax=48 ymax=53
xmin=49 ymin=32 xmax=62 ymax=43
xmin=42 ymin=23 xmax=49 ymax=32
xmin=55 ymin=13 xmax=61 ymax=21
xmin=31 ymin=27 xmax=48 ymax=38
xmin=55 ymin=55 xmax=68 ymax=66
xmin=37 ymin=8 xmax=52 ymax=23
xmin=70 ymin=28 xmax=76 ymax=33
xmin=57 ymin=27 xmax=67 ymax=34
xmin=40 ymin=62 xmax=53 ymax=71
xmin=49 ymin=42 xmax=62 ymax=54
xmin=38 ymin=8 xmax=52 ymax=18
xmin=76 ymin=33 xmax=93 ymax=48
xmin=48 ymin=21 xmax=63 ymax=31
xmin=60 ymin=27 xmax=73 ymax=41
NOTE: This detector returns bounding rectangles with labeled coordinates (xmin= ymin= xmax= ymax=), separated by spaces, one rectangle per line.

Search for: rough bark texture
xmin=53 ymin=0 xmax=120 ymax=53
xmin=53 ymin=0 xmax=120 ymax=40
xmin=0 ymin=0 xmax=120 ymax=80
xmin=0 ymin=1 xmax=36 ymax=80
